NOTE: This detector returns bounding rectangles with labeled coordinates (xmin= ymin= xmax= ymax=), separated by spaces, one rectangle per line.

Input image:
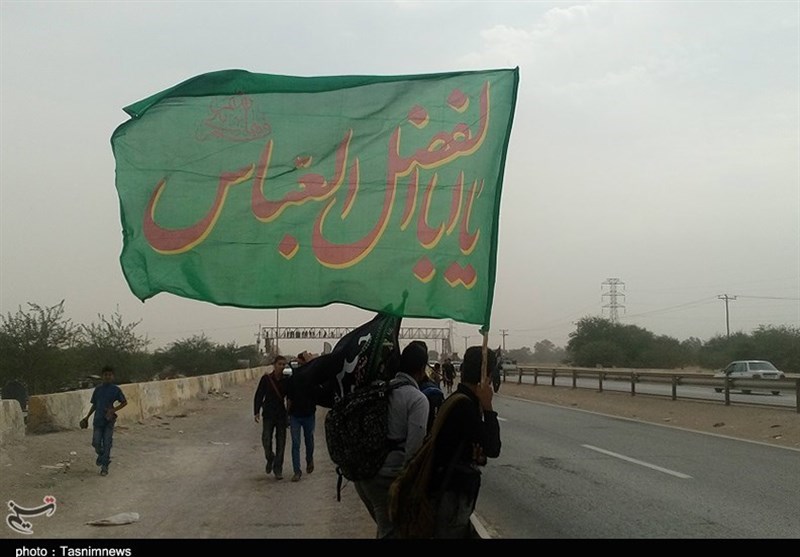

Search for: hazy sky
xmin=1 ymin=1 xmax=798 ymax=356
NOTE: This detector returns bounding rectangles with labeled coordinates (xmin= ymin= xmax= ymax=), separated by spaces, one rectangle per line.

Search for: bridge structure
xmin=260 ymin=326 xmax=454 ymax=356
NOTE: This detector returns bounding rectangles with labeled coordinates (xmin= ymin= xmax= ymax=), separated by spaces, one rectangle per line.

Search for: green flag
xmin=112 ymin=68 xmax=519 ymax=328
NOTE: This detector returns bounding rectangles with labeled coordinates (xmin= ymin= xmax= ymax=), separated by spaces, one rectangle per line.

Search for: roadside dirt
xmin=0 ymin=379 xmax=375 ymax=539
xmin=1 ymin=377 xmax=797 ymax=540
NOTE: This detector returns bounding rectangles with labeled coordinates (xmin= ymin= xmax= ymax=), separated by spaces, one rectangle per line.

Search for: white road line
xmin=582 ymin=444 xmax=693 ymax=479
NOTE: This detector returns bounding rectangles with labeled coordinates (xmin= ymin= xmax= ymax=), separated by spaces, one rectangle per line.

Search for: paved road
xmin=477 ymin=394 xmax=800 ymax=538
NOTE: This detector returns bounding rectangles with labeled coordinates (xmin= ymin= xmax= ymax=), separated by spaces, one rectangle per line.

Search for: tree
xmin=567 ymin=316 xmax=682 ymax=368
xmin=74 ymin=310 xmax=153 ymax=383
xmin=0 ymin=301 xmax=79 ymax=394
xmin=152 ymin=335 xmax=259 ymax=378
xmin=153 ymin=334 xmax=216 ymax=377
xmin=533 ymin=340 xmax=556 ymax=362
xmin=567 ymin=317 xmax=628 ymax=367
xmin=696 ymin=326 xmax=800 ymax=374
xmin=680 ymin=337 xmax=703 ymax=364
xmin=750 ymin=325 xmax=800 ymax=374
xmin=571 ymin=340 xmax=626 ymax=368
xmin=531 ymin=340 xmax=566 ymax=363
xmin=506 ymin=346 xmax=533 ymax=363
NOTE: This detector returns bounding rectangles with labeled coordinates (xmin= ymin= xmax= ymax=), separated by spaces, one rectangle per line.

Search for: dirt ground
xmin=0 ymin=378 xmax=797 ymax=539
xmin=0 ymin=380 xmax=376 ymax=539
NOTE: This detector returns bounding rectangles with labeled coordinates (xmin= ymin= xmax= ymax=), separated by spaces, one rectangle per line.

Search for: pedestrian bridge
xmin=261 ymin=326 xmax=453 ymax=355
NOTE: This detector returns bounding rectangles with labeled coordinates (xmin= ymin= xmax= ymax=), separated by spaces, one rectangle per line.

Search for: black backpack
xmin=325 ymin=376 xmax=411 ymax=500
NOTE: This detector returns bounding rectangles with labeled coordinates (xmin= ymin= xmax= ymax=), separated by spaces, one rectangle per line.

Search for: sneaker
xmin=266 ymin=457 xmax=273 ymax=475
xmin=291 ymin=472 xmax=301 ymax=482
xmin=100 ymin=467 xmax=108 ymax=476
xmin=306 ymin=461 xmax=314 ymax=474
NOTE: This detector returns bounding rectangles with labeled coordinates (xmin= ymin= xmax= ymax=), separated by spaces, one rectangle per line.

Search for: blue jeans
xmin=92 ymin=422 xmax=114 ymax=467
xmin=289 ymin=413 xmax=315 ymax=474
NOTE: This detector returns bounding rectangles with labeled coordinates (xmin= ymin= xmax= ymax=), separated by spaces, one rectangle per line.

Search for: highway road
xmin=475 ymin=394 xmax=800 ymax=538
xmin=3 ymin=377 xmax=797 ymax=541
xmin=511 ymin=374 xmax=798 ymax=409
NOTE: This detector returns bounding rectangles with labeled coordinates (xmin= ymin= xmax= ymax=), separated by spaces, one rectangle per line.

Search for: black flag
xmin=290 ymin=312 xmax=402 ymax=408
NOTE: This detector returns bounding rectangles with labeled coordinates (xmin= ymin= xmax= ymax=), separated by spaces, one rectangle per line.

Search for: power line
xmin=736 ymin=295 xmax=800 ymax=301
xmin=622 ymin=297 xmax=718 ymax=319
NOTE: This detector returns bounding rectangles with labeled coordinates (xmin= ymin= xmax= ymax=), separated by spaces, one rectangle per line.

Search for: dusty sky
xmin=1 ymin=1 xmax=798 ymax=355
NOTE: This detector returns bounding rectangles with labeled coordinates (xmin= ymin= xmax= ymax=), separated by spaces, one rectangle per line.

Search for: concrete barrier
xmin=27 ymin=389 xmax=92 ymax=433
xmin=117 ymin=383 xmax=143 ymax=425
xmin=23 ymin=367 xmax=264 ymax=436
xmin=0 ymin=399 xmax=25 ymax=445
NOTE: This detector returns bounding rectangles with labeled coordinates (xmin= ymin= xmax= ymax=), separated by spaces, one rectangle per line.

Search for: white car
xmin=713 ymin=360 xmax=786 ymax=395
xmin=499 ymin=358 xmax=518 ymax=372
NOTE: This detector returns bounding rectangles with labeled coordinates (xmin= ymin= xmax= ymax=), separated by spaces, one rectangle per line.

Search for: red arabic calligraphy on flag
xmin=112 ymin=68 xmax=519 ymax=327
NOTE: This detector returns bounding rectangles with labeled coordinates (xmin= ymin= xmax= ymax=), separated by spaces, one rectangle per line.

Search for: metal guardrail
xmin=508 ymin=366 xmax=800 ymax=413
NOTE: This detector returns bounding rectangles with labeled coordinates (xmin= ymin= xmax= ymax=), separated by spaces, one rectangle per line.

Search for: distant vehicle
xmin=284 ymin=359 xmax=300 ymax=376
xmin=500 ymin=358 xmax=518 ymax=372
xmin=713 ymin=360 xmax=785 ymax=395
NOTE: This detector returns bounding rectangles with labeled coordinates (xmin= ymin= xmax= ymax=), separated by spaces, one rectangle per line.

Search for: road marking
xmin=582 ymin=444 xmax=693 ymax=479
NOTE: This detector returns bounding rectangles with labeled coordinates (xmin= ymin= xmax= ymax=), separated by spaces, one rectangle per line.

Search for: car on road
xmin=499 ymin=358 xmax=518 ymax=373
xmin=284 ymin=359 xmax=300 ymax=376
xmin=713 ymin=360 xmax=786 ymax=395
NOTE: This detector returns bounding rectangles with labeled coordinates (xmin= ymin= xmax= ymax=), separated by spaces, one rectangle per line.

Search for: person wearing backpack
xmin=253 ymin=355 xmax=289 ymax=480
xmin=354 ymin=341 xmax=430 ymax=538
xmin=419 ymin=366 xmax=445 ymax=434
xmin=427 ymin=345 xmax=501 ymax=538
xmin=408 ymin=341 xmax=444 ymax=434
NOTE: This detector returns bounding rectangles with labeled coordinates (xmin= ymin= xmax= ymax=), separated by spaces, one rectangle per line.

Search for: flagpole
xmin=480 ymin=329 xmax=489 ymax=387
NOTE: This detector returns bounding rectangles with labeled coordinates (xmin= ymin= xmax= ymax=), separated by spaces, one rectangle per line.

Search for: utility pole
xmin=463 ymin=335 xmax=470 ymax=354
xmin=718 ymin=294 xmax=737 ymax=338
xmin=601 ymin=278 xmax=626 ymax=323
xmin=276 ymin=308 xmax=280 ymax=354
xmin=500 ymin=329 xmax=508 ymax=353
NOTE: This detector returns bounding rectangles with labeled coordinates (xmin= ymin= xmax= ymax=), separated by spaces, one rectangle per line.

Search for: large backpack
xmin=324 ymin=376 xmax=411 ymax=499
xmin=388 ymin=393 xmax=469 ymax=538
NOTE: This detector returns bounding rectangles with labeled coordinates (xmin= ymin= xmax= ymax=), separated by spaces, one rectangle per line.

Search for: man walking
xmin=80 ymin=366 xmax=127 ymax=476
xmin=286 ymin=351 xmax=317 ymax=482
xmin=355 ymin=342 xmax=430 ymax=538
xmin=442 ymin=357 xmax=456 ymax=395
xmin=428 ymin=345 xmax=501 ymax=538
xmin=254 ymin=355 xmax=289 ymax=480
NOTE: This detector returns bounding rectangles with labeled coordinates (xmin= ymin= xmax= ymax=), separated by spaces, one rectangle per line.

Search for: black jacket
xmin=285 ymin=373 xmax=317 ymax=418
xmin=430 ymin=383 xmax=501 ymax=493
xmin=253 ymin=373 xmax=288 ymax=422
